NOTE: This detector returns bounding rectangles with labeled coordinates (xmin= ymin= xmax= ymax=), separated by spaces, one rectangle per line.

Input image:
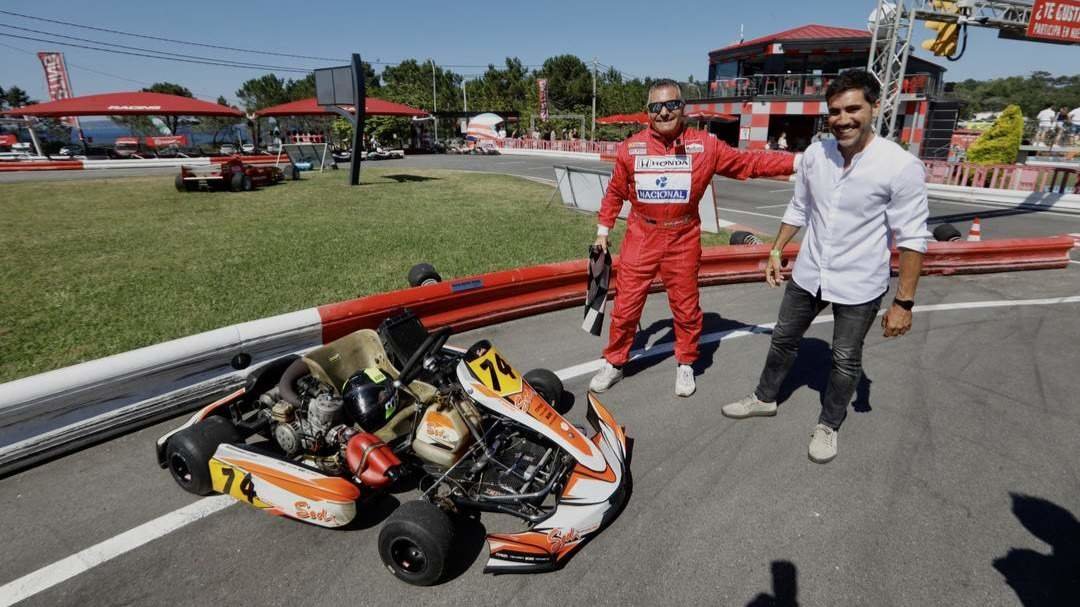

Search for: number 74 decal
xmin=210 ymin=459 xmax=270 ymax=508
xmin=466 ymin=346 xmax=523 ymax=397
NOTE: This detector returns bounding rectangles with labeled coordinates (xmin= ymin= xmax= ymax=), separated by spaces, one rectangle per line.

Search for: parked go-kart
xmin=155 ymin=311 xmax=630 ymax=585
xmin=175 ymin=156 xmax=299 ymax=192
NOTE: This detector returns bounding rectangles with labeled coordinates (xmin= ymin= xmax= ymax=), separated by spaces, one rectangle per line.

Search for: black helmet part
xmin=341 ymin=367 xmax=396 ymax=433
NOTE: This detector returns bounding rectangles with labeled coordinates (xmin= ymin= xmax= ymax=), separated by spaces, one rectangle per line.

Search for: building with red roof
xmin=686 ymin=24 xmax=959 ymax=158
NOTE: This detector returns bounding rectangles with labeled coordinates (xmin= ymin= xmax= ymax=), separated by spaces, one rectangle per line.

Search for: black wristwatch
xmin=892 ymin=298 xmax=914 ymax=311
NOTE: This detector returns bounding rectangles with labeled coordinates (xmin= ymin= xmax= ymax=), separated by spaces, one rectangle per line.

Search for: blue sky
xmin=1 ymin=1 xmax=1076 ymax=105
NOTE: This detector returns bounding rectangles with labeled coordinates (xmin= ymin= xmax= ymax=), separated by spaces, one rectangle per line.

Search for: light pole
xmin=430 ymin=59 xmax=438 ymax=142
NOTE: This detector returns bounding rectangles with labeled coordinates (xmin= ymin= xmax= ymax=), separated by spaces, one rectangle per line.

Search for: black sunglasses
xmin=647 ymin=99 xmax=685 ymax=113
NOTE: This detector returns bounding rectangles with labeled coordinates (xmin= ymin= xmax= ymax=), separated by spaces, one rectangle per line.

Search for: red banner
xmin=145 ymin=135 xmax=188 ymax=148
xmin=37 ymin=52 xmax=81 ymax=129
xmin=538 ymin=78 xmax=549 ymax=121
xmin=1027 ymin=0 xmax=1080 ymax=43
xmin=0 ymin=134 xmax=17 ymax=147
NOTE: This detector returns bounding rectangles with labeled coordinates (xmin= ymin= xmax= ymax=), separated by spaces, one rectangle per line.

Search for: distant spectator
xmin=549 ymin=129 xmax=556 ymax=142
xmin=1069 ymin=105 xmax=1080 ymax=136
xmin=777 ymin=131 xmax=789 ymax=151
xmin=1036 ymin=104 xmax=1056 ymax=145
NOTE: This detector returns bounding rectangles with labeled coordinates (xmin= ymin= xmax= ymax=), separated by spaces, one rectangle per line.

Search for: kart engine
xmin=260 ymin=377 xmax=356 ymax=473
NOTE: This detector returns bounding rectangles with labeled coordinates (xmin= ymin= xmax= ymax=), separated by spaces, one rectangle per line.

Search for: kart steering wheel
xmin=396 ymin=326 xmax=452 ymax=387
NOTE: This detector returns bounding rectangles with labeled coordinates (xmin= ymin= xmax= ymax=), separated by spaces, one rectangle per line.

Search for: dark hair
xmin=648 ymin=78 xmax=683 ymax=99
xmin=824 ymin=70 xmax=881 ymax=105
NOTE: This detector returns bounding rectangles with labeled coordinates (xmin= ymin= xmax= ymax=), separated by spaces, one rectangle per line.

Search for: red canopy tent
xmin=686 ymin=109 xmax=737 ymax=122
xmin=253 ymin=97 xmax=428 ymax=118
xmin=596 ymin=112 xmax=649 ymax=125
xmin=0 ymin=91 xmax=243 ymax=118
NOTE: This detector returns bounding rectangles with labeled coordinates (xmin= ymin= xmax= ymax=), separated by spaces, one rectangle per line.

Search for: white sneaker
xmin=675 ymin=364 xmax=695 ymax=397
xmin=808 ymin=423 xmax=838 ymax=464
xmin=589 ymin=361 xmax=623 ymax=392
xmin=721 ymin=394 xmax=778 ymax=419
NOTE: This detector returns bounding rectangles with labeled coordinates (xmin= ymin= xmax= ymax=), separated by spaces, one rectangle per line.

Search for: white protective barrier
xmin=500 ymin=148 xmax=602 ymax=161
xmin=553 ymin=165 xmax=723 ymax=233
xmin=0 ymin=309 xmax=323 ymax=475
xmin=927 ymin=183 xmax=1080 ymax=215
xmin=82 ymin=157 xmax=212 ymax=170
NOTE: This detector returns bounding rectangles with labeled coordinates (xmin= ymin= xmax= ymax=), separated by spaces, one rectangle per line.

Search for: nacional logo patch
xmin=685 ymin=142 xmax=704 ymax=154
xmin=633 ymin=155 xmax=692 ymax=204
xmin=628 ymin=142 xmax=647 ymax=156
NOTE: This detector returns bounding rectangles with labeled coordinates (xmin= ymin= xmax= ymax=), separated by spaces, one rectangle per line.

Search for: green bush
xmin=966 ymin=104 xmax=1023 ymax=165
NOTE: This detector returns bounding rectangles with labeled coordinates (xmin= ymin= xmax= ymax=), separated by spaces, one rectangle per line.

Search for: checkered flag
xmin=582 ymin=245 xmax=611 ymax=336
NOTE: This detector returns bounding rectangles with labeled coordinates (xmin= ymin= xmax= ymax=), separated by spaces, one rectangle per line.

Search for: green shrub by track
xmin=0 ymin=168 xmax=730 ymax=382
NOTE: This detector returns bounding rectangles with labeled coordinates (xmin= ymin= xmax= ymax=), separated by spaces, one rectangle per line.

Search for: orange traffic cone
xmin=967 ymin=218 xmax=982 ymax=242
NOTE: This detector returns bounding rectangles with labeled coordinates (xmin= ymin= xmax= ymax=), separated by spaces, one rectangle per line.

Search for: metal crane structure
xmin=866 ymin=0 xmax=1046 ymax=141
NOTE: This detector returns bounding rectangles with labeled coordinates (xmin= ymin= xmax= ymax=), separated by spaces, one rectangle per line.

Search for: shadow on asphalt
xmin=626 ymin=313 xmax=749 ymax=376
xmin=746 ymin=560 xmax=800 ymax=607
xmin=774 ymin=338 xmax=874 ymax=415
xmin=993 ymin=493 xmax=1080 ymax=605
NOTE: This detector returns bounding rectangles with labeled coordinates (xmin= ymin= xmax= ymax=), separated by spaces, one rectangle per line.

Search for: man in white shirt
xmin=721 ymin=70 xmax=930 ymax=464
xmin=1069 ymin=106 xmax=1080 ymax=136
xmin=1036 ymin=105 xmax=1056 ymax=145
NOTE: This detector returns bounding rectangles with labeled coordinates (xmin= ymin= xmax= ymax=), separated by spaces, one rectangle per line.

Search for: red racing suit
xmin=598 ymin=126 xmax=795 ymax=366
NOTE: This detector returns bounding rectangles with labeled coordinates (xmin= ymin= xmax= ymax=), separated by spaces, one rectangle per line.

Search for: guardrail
xmin=0 ymin=155 xmax=285 ymax=173
xmin=924 ymin=160 xmax=1078 ymax=194
xmin=0 ymin=234 xmax=1073 ymax=476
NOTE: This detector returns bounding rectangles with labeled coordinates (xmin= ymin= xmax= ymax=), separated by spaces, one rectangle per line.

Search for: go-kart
xmin=175 ymin=156 xmax=298 ymax=192
xmin=155 ymin=311 xmax=630 ymax=585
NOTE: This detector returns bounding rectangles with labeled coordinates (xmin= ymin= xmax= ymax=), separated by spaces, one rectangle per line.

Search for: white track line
xmin=714 ymin=206 xmax=786 ymax=220
xmin=5 ymin=294 xmax=1080 ymax=602
xmin=756 ymin=202 xmax=791 ymax=209
xmin=0 ymin=495 xmax=233 ymax=607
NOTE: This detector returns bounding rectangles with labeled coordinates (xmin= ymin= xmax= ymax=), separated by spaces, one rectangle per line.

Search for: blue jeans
xmin=754 ymin=281 xmax=883 ymax=430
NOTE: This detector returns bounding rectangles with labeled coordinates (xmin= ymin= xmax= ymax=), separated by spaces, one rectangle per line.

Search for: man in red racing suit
xmin=590 ymin=79 xmax=798 ymax=397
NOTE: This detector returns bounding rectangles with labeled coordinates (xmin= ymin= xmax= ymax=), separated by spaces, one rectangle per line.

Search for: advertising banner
xmin=538 ymin=78 xmax=550 ymax=121
xmin=1026 ymin=0 xmax=1080 ymax=43
xmin=37 ymin=52 xmax=81 ymax=129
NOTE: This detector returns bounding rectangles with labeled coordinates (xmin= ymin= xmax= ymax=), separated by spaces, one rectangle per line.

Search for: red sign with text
xmin=37 ymin=52 xmax=81 ymax=129
xmin=1027 ymin=0 xmax=1080 ymax=43
xmin=145 ymin=135 xmax=188 ymax=148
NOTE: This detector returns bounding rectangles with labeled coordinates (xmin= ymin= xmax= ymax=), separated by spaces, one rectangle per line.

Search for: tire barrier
xmin=0 ymin=235 xmax=1074 ymax=476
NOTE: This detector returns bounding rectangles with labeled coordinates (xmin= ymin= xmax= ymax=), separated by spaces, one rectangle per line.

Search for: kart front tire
xmin=241 ymin=175 xmax=253 ymax=191
xmin=524 ymin=368 xmax=566 ymax=413
xmin=174 ymin=175 xmax=186 ymax=192
xmin=165 ymin=415 xmax=238 ymax=496
xmin=230 ymin=173 xmax=244 ymax=192
xmin=933 ymin=223 xmax=962 ymax=242
xmin=378 ymin=500 xmax=454 ymax=586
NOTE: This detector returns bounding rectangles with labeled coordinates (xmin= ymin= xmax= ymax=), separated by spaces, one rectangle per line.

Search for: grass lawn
xmin=0 ymin=168 xmax=731 ymax=382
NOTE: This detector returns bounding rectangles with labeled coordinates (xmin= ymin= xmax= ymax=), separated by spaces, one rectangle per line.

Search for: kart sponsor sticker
xmin=633 ymin=155 xmax=692 ymax=204
xmin=466 ymin=345 xmax=523 ymax=397
xmin=363 ymin=367 xmax=387 ymax=383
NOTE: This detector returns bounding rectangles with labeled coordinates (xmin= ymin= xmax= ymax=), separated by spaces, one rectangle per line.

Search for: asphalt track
xmin=3 ymin=155 xmax=1080 ymax=606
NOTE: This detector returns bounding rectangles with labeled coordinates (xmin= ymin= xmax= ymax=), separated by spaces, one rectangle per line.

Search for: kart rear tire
xmin=230 ymin=173 xmax=244 ymax=192
xmin=174 ymin=175 xmax=186 ymax=192
xmin=729 ymin=230 xmax=763 ymax=246
xmin=241 ymin=175 xmax=253 ymax=191
xmin=524 ymin=368 xmax=565 ymax=412
xmin=289 ymin=165 xmax=300 ymax=180
xmin=407 ymin=263 xmax=442 ymax=287
xmin=933 ymin=223 xmax=962 ymax=242
xmin=378 ymin=500 xmax=455 ymax=586
xmin=165 ymin=416 xmax=239 ymax=496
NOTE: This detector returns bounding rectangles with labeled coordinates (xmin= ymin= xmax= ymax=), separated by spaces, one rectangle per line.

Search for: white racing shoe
xmin=589 ymin=361 xmax=623 ymax=392
xmin=675 ymin=364 xmax=696 ymax=397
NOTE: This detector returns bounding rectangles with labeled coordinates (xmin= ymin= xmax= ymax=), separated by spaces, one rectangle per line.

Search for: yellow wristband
xmin=769 ymin=249 xmax=782 ymax=258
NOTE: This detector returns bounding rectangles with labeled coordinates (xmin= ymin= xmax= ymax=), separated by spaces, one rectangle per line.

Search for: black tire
xmin=165 ymin=416 xmax=239 ymax=495
xmin=407 ymin=263 xmax=442 ymax=287
xmin=378 ymin=500 xmax=455 ymax=586
xmin=174 ymin=175 xmax=186 ymax=192
xmin=289 ymin=165 xmax=300 ymax=181
xmin=933 ymin=223 xmax=962 ymax=242
xmin=524 ymin=368 xmax=565 ymax=411
xmin=730 ymin=230 xmax=763 ymax=245
xmin=230 ymin=173 xmax=244 ymax=192
xmin=241 ymin=175 xmax=253 ymax=191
